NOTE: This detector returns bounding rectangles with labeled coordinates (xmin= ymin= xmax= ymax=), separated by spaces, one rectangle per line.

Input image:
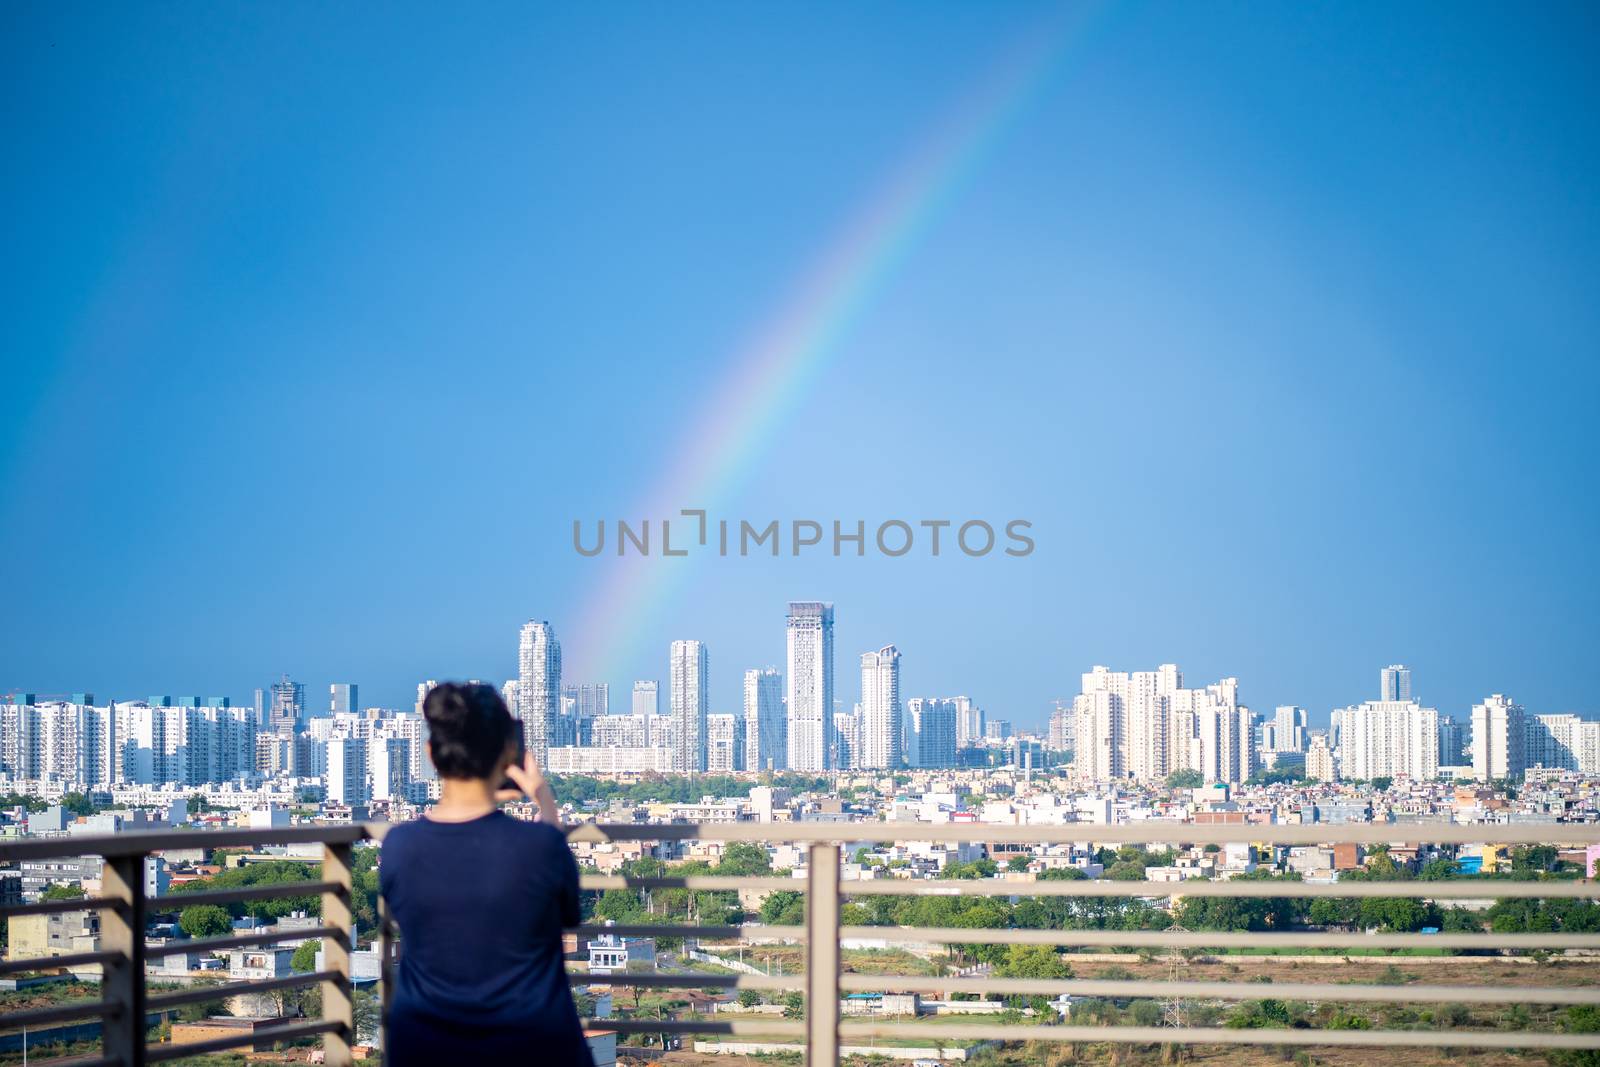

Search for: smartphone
xmin=499 ymin=730 xmax=526 ymax=793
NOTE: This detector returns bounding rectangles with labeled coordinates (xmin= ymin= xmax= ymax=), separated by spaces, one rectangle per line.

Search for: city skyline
xmin=4 ymin=7 xmax=1598 ymax=732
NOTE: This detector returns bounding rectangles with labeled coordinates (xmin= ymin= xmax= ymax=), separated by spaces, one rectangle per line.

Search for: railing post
xmin=805 ymin=842 xmax=840 ymax=1067
xmin=102 ymin=852 xmax=148 ymax=1067
xmin=378 ymin=894 xmax=395 ymax=1061
xmin=321 ymin=842 xmax=355 ymax=1067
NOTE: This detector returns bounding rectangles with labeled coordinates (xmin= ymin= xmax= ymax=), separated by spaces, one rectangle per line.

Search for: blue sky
xmin=3 ymin=3 xmax=1597 ymax=729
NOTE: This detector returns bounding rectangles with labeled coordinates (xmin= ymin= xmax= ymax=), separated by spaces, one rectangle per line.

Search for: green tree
xmin=291 ymin=940 xmax=321 ymax=972
xmin=41 ymin=883 xmax=86 ymax=901
xmin=1166 ymin=769 xmax=1204 ymax=789
xmin=179 ymin=904 xmax=233 ymax=940
xmin=1549 ymin=1005 xmax=1600 ymax=1067
xmin=996 ymin=944 xmax=1073 ymax=980
xmin=1006 ymin=855 xmax=1032 ymax=872
xmin=716 ymin=843 xmax=772 ymax=877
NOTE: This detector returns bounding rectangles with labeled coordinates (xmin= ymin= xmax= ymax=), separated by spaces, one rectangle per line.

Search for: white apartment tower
xmin=517 ymin=621 xmax=562 ymax=764
xmin=785 ymin=602 xmax=834 ymax=772
xmin=705 ymin=713 xmax=744 ymax=773
xmin=669 ymin=640 xmax=709 ymax=773
xmin=1471 ymin=694 xmax=1525 ymax=782
xmin=743 ymin=668 xmax=785 ymax=772
xmin=1337 ymin=699 xmax=1438 ymax=781
xmin=857 ymin=645 xmax=902 ymax=770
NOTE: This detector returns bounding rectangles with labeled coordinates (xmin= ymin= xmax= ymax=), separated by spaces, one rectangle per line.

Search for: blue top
xmin=380 ymin=811 xmax=592 ymax=1065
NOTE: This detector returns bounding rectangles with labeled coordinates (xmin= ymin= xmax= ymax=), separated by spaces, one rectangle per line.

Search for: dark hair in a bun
xmin=422 ymin=682 xmax=518 ymax=780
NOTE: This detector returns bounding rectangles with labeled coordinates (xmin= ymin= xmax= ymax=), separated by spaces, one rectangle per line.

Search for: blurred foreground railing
xmin=2 ymin=819 xmax=1598 ymax=1066
xmin=567 ymin=820 xmax=1600 ymax=1066
xmin=0 ymin=826 xmax=372 ymax=1067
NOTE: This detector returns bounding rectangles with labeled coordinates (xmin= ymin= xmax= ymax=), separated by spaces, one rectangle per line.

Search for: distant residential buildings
xmin=1336 ymin=699 xmax=1438 ymax=781
xmin=269 ymin=676 xmax=304 ymax=738
xmin=329 ymin=683 xmax=359 ymax=716
xmin=785 ymin=602 xmax=834 ymax=772
xmin=1305 ymin=734 xmax=1336 ymax=782
xmin=705 ymin=713 xmax=744 ymax=773
xmin=669 ymin=640 xmax=708 ymax=773
xmin=904 ymin=698 xmax=957 ymax=769
xmin=743 ymin=668 xmax=784 ymax=773
xmin=858 ymin=645 xmax=902 ymax=770
xmin=1471 ymin=694 xmax=1524 ymax=782
xmin=517 ymin=621 xmax=562 ymax=763
xmin=1072 ymin=665 xmax=1255 ymax=786
xmin=1380 ymin=664 xmax=1412 ymax=703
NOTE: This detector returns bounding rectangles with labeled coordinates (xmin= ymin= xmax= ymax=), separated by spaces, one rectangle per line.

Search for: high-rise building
xmin=1073 ymin=665 xmax=1253 ymax=784
xmin=833 ymin=709 xmax=860 ymax=770
xmin=1526 ymin=713 xmax=1582 ymax=772
xmin=416 ymin=681 xmax=438 ymax=715
xmin=669 ymin=640 xmax=708 ymax=773
xmin=1471 ymin=694 xmax=1525 ymax=782
xmin=954 ymin=696 xmax=984 ymax=749
xmin=562 ymin=683 xmax=608 ymax=746
xmin=329 ymin=684 xmax=359 ymax=716
xmin=1437 ymin=715 xmax=1467 ymax=766
xmin=632 ymin=681 xmax=659 ymax=744
xmin=267 ymin=676 xmax=304 ymax=738
xmin=706 ymin=713 xmax=744 ymax=773
xmin=325 ymin=736 xmax=368 ymax=806
xmin=1380 ymin=665 xmax=1412 ymax=703
xmin=857 ymin=645 xmax=902 ymax=770
xmin=517 ymin=621 xmax=562 ymax=764
xmin=1269 ymin=706 xmax=1308 ymax=753
xmin=785 ymin=602 xmax=834 ymax=772
xmin=1337 ymin=699 xmax=1439 ymax=781
xmin=1305 ymin=734 xmax=1337 ymax=782
xmin=743 ymin=668 xmax=784 ymax=772
xmin=1046 ymin=700 xmax=1074 ymax=753
xmin=905 ymin=698 xmax=957 ymax=769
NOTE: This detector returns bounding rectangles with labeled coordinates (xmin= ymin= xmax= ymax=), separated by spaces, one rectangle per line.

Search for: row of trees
xmin=551 ymin=772 xmax=830 ymax=807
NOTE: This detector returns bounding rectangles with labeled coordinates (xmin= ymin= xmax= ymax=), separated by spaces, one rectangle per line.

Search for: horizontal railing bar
xmin=841 ymin=879 xmax=1600 ymax=899
xmin=836 ymin=926 xmax=1600 ymax=950
xmin=17 ymin=1055 xmax=118 ymax=1067
xmin=573 ymin=923 xmax=790 ymax=940
xmin=580 ymin=875 xmax=798 ymax=892
xmin=153 ymin=881 xmax=342 ymax=910
xmin=580 ymin=873 xmax=1600 ymax=899
xmin=0 ymin=897 xmax=116 ymax=918
xmin=580 ymin=1017 xmax=806 ymax=1037
xmin=574 ymin=972 xmax=802 ymax=991
xmin=568 ymin=820 xmax=1600 ymax=847
xmin=144 ymin=1017 xmax=343 ymax=1062
xmin=836 ymin=1021 xmax=1600 ymax=1050
xmin=145 ymin=924 xmax=342 ymax=959
xmin=146 ymin=969 xmax=339 ymax=1011
xmin=835 ymin=974 xmax=1600 ymax=1004
xmin=0 ymin=997 xmax=115 ymax=1031
xmin=0 ymin=824 xmax=375 ymax=863
xmin=0 ymin=950 xmax=121 ymax=976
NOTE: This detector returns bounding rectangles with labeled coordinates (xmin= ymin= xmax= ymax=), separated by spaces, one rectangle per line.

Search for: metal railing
xmin=566 ymin=820 xmax=1600 ymax=1065
xmin=0 ymin=825 xmax=374 ymax=1067
xmin=1 ymin=818 xmax=1598 ymax=1065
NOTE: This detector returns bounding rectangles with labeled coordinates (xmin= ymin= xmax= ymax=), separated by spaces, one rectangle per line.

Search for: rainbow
xmin=568 ymin=5 xmax=1112 ymax=682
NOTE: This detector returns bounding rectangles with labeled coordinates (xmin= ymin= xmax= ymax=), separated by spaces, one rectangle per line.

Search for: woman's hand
xmin=497 ymin=753 xmax=559 ymax=823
